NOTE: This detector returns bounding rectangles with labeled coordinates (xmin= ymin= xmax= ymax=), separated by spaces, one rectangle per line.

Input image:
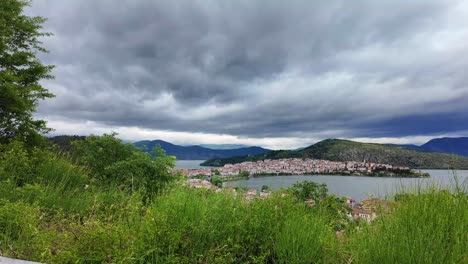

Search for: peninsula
xmin=179 ymin=158 xmax=428 ymax=178
xmin=201 ymin=139 xmax=468 ymax=169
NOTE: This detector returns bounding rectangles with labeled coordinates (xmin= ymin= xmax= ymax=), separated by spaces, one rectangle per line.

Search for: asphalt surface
xmin=0 ymin=257 xmax=40 ymax=264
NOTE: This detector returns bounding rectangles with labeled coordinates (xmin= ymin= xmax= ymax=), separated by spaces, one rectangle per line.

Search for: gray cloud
xmin=30 ymin=0 xmax=468 ymax=142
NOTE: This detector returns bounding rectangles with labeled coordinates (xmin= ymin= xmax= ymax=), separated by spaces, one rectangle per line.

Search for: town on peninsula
xmin=178 ymin=158 xmax=429 ymax=178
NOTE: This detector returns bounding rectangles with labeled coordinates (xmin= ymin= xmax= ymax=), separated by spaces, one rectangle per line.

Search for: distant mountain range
xmin=394 ymin=137 xmax=468 ymax=157
xmin=133 ymin=140 xmax=270 ymax=160
xmin=47 ymin=136 xmax=468 ymax=167
xmin=201 ymin=139 xmax=468 ymax=169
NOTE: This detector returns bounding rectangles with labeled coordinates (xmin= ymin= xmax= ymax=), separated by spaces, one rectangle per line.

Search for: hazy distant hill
xmin=133 ymin=140 xmax=270 ymax=160
xmin=418 ymin=137 xmax=468 ymax=157
xmin=202 ymin=139 xmax=468 ymax=169
xmin=391 ymin=137 xmax=468 ymax=157
xmin=197 ymin=144 xmax=251 ymax=150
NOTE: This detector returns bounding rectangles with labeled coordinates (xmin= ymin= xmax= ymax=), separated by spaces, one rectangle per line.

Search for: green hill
xmin=201 ymin=139 xmax=468 ymax=169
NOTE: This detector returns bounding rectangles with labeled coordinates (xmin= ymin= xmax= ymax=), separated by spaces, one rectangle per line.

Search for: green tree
xmin=290 ymin=180 xmax=328 ymax=202
xmin=73 ymin=133 xmax=135 ymax=180
xmin=0 ymin=0 xmax=54 ymax=145
xmin=239 ymin=171 xmax=250 ymax=178
xmin=210 ymin=175 xmax=222 ymax=188
xmin=73 ymin=133 xmax=176 ymax=201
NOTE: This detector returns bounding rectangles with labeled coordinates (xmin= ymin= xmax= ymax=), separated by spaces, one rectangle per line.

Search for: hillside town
xmin=178 ymin=158 xmax=418 ymax=178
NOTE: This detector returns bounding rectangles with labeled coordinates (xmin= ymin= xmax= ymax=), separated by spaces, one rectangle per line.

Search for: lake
xmin=175 ymin=161 xmax=467 ymax=201
xmin=225 ymin=170 xmax=467 ymax=201
xmin=175 ymin=160 xmax=212 ymax=169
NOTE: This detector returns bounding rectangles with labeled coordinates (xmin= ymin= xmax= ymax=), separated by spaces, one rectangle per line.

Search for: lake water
xmin=175 ymin=160 xmax=213 ymax=169
xmin=225 ymin=170 xmax=468 ymax=201
xmin=176 ymin=161 xmax=467 ymax=201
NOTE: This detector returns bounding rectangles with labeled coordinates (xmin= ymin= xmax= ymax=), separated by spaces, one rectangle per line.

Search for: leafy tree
xmin=239 ymin=171 xmax=250 ymax=178
xmin=210 ymin=175 xmax=222 ymax=188
xmin=0 ymin=139 xmax=54 ymax=186
xmin=72 ymin=133 xmax=135 ymax=180
xmin=73 ymin=133 xmax=176 ymax=200
xmin=0 ymin=0 xmax=54 ymax=145
xmin=290 ymin=181 xmax=328 ymax=202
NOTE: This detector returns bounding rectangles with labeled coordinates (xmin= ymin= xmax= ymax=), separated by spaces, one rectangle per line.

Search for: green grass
xmin=345 ymin=182 xmax=467 ymax=264
xmin=0 ymin=140 xmax=467 ymax=263
xmin=2 ymin=177 xmax=465 ymax=263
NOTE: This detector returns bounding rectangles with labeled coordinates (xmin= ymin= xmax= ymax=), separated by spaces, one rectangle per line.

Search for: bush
xmin=0 ymin=200 xmax=39 ymax=259
xmin=73 ymin=133 xmax=175 ymax=200
xmin=210 ymin=175 xmax=223 ymax=188
xmin=290 ymin=180 xmax=328 ymax=202
xmin=0 ymin=140 xmax=53 ymax=186
xmin=72 ymin=133 xmax=138 ymax=180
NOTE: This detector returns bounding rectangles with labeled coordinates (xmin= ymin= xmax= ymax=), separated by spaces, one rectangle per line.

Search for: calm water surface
xmin=175 ymin=160 xmax=213 ymax=169
xmin=226 ymin=169 xmax=467 ymax=201
xmin=176 ymin=161 xmax=467 ymax=201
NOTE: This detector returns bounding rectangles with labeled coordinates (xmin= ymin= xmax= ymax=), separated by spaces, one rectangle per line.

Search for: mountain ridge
xmin=419 ymin=137 xmax=468 ymax=156
xmin=201 ymin=139 xmax=468 ymax=169
xmin=133 ymin=139 xmax=270 ymax=160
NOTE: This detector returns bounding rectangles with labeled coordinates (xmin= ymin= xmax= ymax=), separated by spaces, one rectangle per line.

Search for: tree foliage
xmin=73 ymin=133 xmax=176 ymax=200
xmin=290 ymin=180 xmax=328 ymax=202
xmin=0 ymin=0 xmax=54 ymax=145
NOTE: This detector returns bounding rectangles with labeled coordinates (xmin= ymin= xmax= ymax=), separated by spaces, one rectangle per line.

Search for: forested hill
xmin=201 ymin=139 xmax=468 ymax=169
xmin=133 ymin=140 xmax=270 ymax=160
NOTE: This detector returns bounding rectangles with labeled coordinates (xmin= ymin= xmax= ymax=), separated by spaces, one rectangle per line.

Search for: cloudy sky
xmin=28 ymin=0 xmax=468 ymax=149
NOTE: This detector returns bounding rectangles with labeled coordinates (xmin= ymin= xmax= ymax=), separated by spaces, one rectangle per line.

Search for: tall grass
xmin=274 ymin=210 xmax=337 ymax=264
xmin=1 ymin=143 xmax=467 ymax=263
xmin=0 ymin=183 xmax=339 ymax=263
xmin=140 ymin=187 xmax=338 ymax=263
xmin=346 ymin=182 xmax=467 ymax=264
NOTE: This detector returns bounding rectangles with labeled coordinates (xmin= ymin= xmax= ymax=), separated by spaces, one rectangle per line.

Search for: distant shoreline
xmin=178 ymin=158 xmax=430 ymax=179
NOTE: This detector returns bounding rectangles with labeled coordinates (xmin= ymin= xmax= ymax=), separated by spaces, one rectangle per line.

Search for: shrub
xmin=0 ymin=140 xmax=54 ymax=186
xmin=290 ymin=180 xmax=328 ymax=202
xmin=0 ymin=200 xmax=38 ymax=259
xmin=73 ymin=133 xmax=175 ymax=200
xmin=210 ymin=175 xmax=223 ymax=188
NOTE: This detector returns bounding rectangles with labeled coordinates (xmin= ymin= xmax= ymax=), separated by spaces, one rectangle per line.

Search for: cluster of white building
xmin=178 ymin=158 xmax=412 ymax=177
xmin=182 ymin=179 xmax=271 ymax=200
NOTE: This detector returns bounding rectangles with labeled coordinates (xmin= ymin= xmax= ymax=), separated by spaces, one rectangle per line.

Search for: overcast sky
xmin=28 ymin=0 xmax=468 ymax=149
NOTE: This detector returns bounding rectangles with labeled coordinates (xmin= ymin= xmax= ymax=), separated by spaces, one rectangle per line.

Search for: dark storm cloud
xmin=30 ymin=0 xmax=468 ymax=140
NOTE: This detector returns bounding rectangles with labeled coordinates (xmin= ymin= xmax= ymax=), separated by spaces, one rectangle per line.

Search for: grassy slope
xmin=1 ymin=178 xmax=466 ymax=263
xmin=202 ymin=139 xmax=468 ymax=169
xmin=1 ymin=142 xmax=466 ymax=263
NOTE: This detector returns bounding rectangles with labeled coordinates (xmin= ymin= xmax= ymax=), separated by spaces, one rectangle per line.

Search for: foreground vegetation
xmin=1 ymin=2 xmax=466 ymax=263
xmin=0 ymin=135 xmax=467 ymax=263
xmin=202 ymin=139 xmax=468 ymax=169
